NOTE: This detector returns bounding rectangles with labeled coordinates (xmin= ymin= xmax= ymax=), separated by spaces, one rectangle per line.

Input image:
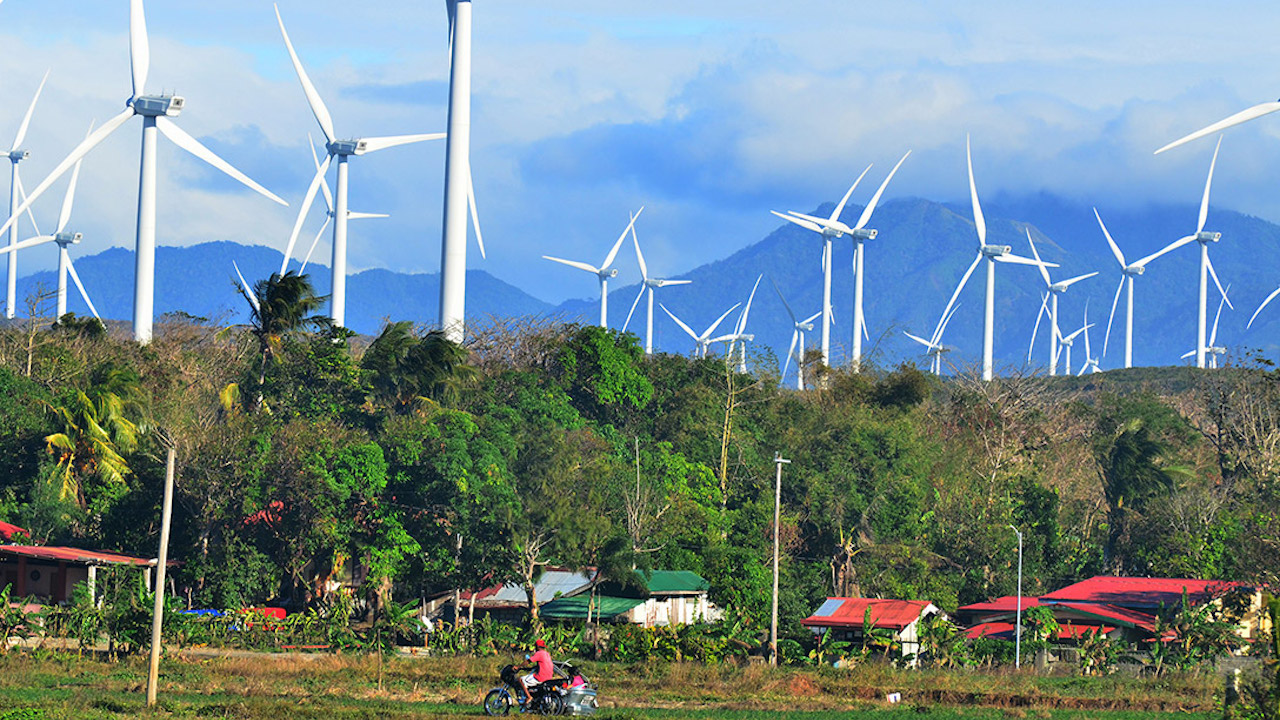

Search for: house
xmin=540 ymin=570 xmax=722 ymax=627
xmin=0 ymin=545 xmax=154 ymax=604
xmin=0 ymin=522 xmax=28 ymax=542
xmin=801 ymin=597 xmax=943 ymax=664
xmin=446 ymin=567 xmax=597 ymax=624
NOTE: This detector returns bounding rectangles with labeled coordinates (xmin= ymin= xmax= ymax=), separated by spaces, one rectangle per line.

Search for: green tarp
xmin=540 ymin=595 xmax=643 ymax=620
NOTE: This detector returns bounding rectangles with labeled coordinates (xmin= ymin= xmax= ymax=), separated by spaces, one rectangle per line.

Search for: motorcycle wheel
xmin=537 ymin=693 xmax=564 ymax=716
xmin=483 ymin=688 xmax=512 ymax=716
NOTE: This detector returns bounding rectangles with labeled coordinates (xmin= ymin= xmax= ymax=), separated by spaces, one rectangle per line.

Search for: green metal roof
xmin=540 ymin=595 xmax=643 ymax=620
xmin=642 ymin=570 xmax=709 ymax=594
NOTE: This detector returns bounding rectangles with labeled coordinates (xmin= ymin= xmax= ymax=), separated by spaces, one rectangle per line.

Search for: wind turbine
xmin=1093 ymin=208 xmax=1191 ymax=369
xmin=0 ymin=0 xmax=288 ymax=343
xmin=1024 ymin=229 xmax=1097 ymax=375
xmin=275 ymin=5 xmax=449 ymax=330
xmin=6 ymin=70 xmax=48 ymax=319
xmin=772 ymin=277 xmax=822 ymax=390
xmin=712 ymin=275 xmax=763 ymax=373
xmin=770 ymin=151 xmax=909 ymax=370
xmin=621 ymin=224 xmax=690 ymax=354
xmin=660 ymin=302 xmax=740 ymax=358
xmin=439 ymin=0 xmax=480 ymax=343
xmin=935 ymin=138 xmax=1055 ymax=381
xmin=1183 ymin=287 xmax=1231 ymax=368
xmin=0 ymin=126 xmax=100 ymax=320
xmin=1075 ymin=303 xmax=1101 ymax=376
xmin=298 ymin=135 xmax=390 ymax=274
xmin=905 ymin=302 xmax=961 ymax=376
xmin=1054 ymin=321 xmax=1092 ymax=376
xmin=542 ymin=208 xmax=644 ymax=328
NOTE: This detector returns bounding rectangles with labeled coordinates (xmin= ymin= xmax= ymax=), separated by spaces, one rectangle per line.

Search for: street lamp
xmin=1008 ymin=524 xmax=1023 ymax=669
xmin=771 ymin=453 xmax=791 ymax=667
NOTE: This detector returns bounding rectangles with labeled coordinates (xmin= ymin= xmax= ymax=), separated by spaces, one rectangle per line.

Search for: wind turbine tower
xmin=439 ymin=0 xmax=473 ymax=342
xmin=6 ymin=72 xmax=47 ymax=319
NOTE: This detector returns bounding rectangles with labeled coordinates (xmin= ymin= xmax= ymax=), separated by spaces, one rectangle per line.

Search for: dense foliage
xmin=0 ymin=286 xmax=1278 ymax=655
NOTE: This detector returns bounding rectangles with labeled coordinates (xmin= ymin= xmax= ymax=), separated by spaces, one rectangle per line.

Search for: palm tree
xmin=45 ymin=377 xmax=142 ymax=509
xmin=362 ymin=322 xmax=475 ymax=412
xmin=235 ymin=271 xmax=328 ymax=411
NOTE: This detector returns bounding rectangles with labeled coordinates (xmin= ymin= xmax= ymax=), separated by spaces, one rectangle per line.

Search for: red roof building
xmin=802 ymin=597 xmax=943 ymax=665
xmin=1 ymin=544 xmax=154 ymax=604
xmin=1041 ymin=576 xmax=1239 ymax=611
xmin=0 ymin=522 xmax=28 ymax=541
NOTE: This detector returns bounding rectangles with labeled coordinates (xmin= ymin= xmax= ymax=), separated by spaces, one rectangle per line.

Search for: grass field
xmin=0 ymin=651 xmax=1223 ymax=719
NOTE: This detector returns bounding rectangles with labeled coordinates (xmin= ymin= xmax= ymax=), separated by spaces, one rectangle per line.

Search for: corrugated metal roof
xmin=0 ymin=545 xmax=152 ymax=567
xmin=0 ymin=522 xmax=27 ymax=540
xmin=540 ymin=595 xmax=644 ymax=620
xmin=1052 ymin=602 xmax=1157 ymax=631
xmin=957 ymin=596 xmax=1042 ymax=614
xmin=1042 ymin=576 xmax=1239 ymax=609
xmin=467 ymin=568 xmax=595 ymax=607
xmin=965 ymin=621 xmax=1015 ymax=640
xmin=801 ymin=598 xmax=935 ymax=630
xmin=643 ymin=570 xmax=708 ymax=595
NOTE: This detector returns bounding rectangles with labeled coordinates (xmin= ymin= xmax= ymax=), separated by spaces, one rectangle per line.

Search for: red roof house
xmin=1041 ymin=576 xmax=1240 ymax=611
xmin=0 ymin=522 xmax=28 ymax=541
xmin=802 ymin=598 xmax=943 ymax=664
xmin=1 ymin=544 xmax=155 ymax=604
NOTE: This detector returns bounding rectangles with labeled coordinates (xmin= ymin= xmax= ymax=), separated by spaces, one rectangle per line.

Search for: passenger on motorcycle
xmin=518 ymin=639 xmax=554 ymax=705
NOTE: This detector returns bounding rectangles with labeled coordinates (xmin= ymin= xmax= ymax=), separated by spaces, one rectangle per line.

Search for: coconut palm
xmin=45 ymin=371 xmax=142 ymax=509
xmin=234 ymin=270 xmax=328 ymax=411
xmin=362 ymin=321 xmax=474 ymax=412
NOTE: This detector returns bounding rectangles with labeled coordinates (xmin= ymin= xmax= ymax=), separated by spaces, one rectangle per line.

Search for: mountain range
xmin=13 ymin=193 xmax=1280 ymax=372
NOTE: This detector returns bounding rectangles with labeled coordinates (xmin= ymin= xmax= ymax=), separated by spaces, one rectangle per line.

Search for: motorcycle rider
xmin=518 ymin=639 xmax=554 ymax=706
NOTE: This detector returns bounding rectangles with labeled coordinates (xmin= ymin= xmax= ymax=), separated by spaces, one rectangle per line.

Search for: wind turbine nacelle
xmin=54 ymin=232 xmax=82 ymax=246
xmin=1196 ymin=231 xmax=1221 ymax=243
xmin=1125 ymin=265 xmax=1146 ymax=276
xmin=330 ymin=139 xmax=368 ymax=156
xmin=132 ymin=95 xmax=185 ymax=117
xmin=852 ymin=228 xmax=877 ymax=241
xmin=981 ymin=244 xmax=1012 ymax=257
xmin=604 ymin=268 xmax=619 ymax=279
xmin=7 ymin=150 xmax=29 ymax=162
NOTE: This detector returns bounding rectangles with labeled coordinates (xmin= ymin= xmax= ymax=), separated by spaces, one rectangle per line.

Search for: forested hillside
xmin=0 ymin=285 xmax=1276 ymax=642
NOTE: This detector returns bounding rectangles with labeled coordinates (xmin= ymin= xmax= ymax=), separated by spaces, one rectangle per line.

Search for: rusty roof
xmin=0 ymin=545 xmax=152 ymax=567
xmin=802 ymin=598 xmax=936 ymax=631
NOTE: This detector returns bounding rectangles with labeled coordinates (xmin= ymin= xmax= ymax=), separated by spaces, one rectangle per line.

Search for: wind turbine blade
xmin=347 ymin=211 xmax=390 ymax=220
xmin=467 ymin=167 xmax=485 ymax=259
xmin=1028 ymin=291 xmax=1049 ymax=363
xmin=1249 ymin=286 xmax=1280 ymax=329
xmin=1083 ymin=303 xmax=1093 ymax=359
xmin=299 ymin=215 xmax=331 ymax=273
xmin=542 ymin=256 xmax=599 ymax=274
xmin=803 ymin=310 xmax=824 ymax=325
xmin=660 ymin=279 xmax=692 ymax=287
xmin=12 ymin=69 xmax=49 ymax=150
xmin=275 ymin=4 xmax=337 ymax=144
xmin=309 ymin=133 xmax=334 ymax=213
xmin=783 ymin=332 xmax=797 ymax=379
xmin=903 ymin=331 xmax=935 ymax=349
xmin=1206 ymin=255 xmax=1232 ymax=310
xmin=1133 ymin=234 xmax=1197 ymax=268
xmin=997 ymin=253 xmax=1058 ymax=268
xmin=280 ymin=153 xmax=331 ymax=274
xmin=1198 ymin=135 xmax=1222 ymax=234
xmin=854 ymin=150 xmax=910 ymax=230
xmin=603 ymin=206 xmax=643 ymax=270
xmin=1025 ymin=228 xmax=1052 ymax=287
xmin=233 ymin=261 xmax=261 ymax=313
xmin=130 ymin=0 xmax=150 ymax=98
xmin=660 ymin=303 xmax=699 ymax=341
xmin=13 ymin=174 xmax=41 ymax=237
xmin=56 ymin=123 xmax=95 ymax=235
xmin=0 ymin=108 xmax=133 ymax=241
xmin=935 ymin=302 xmax=961 ymax=345
xmin=770 ymin=275 xmax=798 ymax=324
xmin=1062 ymin=324 xmax=1091 ymax=344
xmin=788 ymin=210 xmax=851 ymax=235
xmin=937 ymin=254 xmax=983 ymax=340
xmin=966 ymin=135 xmax=986 ymax=244
xmin=632 ymin=227 xmax=648 ymax=281
xmin=156 ymin=118 xmax=287 ymax=206
xmin=770 ymin=209 xmax=823 ymax=234
xmin=1057 ymin=271 xmax=1099 ymax=289
xmin=831 ymin=164 xmax=873 ymax=223
xmin=1155 ymin=101 xmax=1280 ymax=155
xmin=359 ymin=133 xmax=447 ymax=154
xmin=737 ymin=275 xmax=762 ymax=334
xmin=0 ymin=235 xmax=57 ymax=255
xmin=1102 ymin=276 xmax=1124 ymax=358
xmin=1093 ymin=208 xmax=1127 ymax=268
xmin=1180 ymin=349 xmax=1196 ymax=360
xmin=703 ymin=302 xmax=743 ymax=339
xmin=65 ymin=257 xmax=100 ymax=319
xmin=621 ymin=285 xmax=645 ymax=334
xmin=1210 ymin=288 xmax=1228 ymax=346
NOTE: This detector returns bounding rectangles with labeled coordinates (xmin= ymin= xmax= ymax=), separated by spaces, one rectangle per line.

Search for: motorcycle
xmin=482 ymin=660 xmax=598 ymax=716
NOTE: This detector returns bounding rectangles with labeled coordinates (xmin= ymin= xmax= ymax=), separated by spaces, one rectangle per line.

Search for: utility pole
xmin=770 ymin=453 xmax=790 ymax=667
xmin=1008 ymin=524 xmax=1023 ymax=669
xmin=147 ymin=437 xmax=176 ymax=706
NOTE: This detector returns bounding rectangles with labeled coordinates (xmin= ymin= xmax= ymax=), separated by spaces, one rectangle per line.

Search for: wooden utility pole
xmin=770 ymin=453 xmax=790 ymax=667
xmin=146 ymin=439 xmax=176 ymax=707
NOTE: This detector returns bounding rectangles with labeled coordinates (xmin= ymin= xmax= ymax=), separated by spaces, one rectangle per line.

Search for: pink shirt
xmin=531 ymin=649 xmax=553 ymax=682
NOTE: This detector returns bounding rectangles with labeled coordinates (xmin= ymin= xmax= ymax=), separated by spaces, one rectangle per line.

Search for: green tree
xmin=362 ymin=322 xmax=475 ymax=412
xmin=236 ymin=270 xmax=328 ymax=412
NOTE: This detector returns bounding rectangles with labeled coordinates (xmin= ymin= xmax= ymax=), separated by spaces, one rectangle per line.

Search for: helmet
xmin=535 ymin=639 xmax=546 ymax=649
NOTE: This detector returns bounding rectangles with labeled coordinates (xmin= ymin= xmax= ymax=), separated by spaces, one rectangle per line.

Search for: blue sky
xmin=2 ymin=1 xmax=1280 ymax=305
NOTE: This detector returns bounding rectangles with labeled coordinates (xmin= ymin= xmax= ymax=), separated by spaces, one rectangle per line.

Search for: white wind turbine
xmin=710 ymin=275 xmax=763 ymax=373
xmin=0 ymin=0 xmax=287 ymax=343
xmin=275 ymin=5 xmax=452 ymax=329
xmin=298 ymin=135 xmax=390 ymax=274
xmin=905 ymin=302 xmax=961 ymax=376
xmin=1093 ymin=208 xmax=1190 ymax=369
xmin=1183 ymin=287 xmax=1230 ymax=368
xmin=1024 ymin=229 xmax=1097 ymax=375
xmin=660 ymin=302 xmax=740 ymax=358
xmin=5 ymin=70 xmax=48 ymax=319
xmin=1054 ymin=321 xmax=1092 ymax=376
xmin=772 ymin=277 xmax=822 ymax=390
xmin=439 ymin=0 xmax=478 ymax=343
xmin=542 ymin=208 xmax=644 ymax=328
xmin=622 ymin=224 xmax=691 ymax=354
xmin=0 ymin=126 xmax=100 ymax=320
xmin=772 ymin=151 xmax=910 ymax=371
xmin=1075 ymin=303 xmax=1101 ymax=376
xmin=935 ymin=138 xmax=1055 ymax=381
